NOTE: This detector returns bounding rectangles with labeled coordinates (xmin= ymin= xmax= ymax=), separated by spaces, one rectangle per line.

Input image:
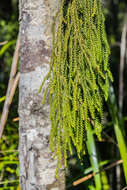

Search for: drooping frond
xmin=40 ymin=0 xmax=113 ymax=172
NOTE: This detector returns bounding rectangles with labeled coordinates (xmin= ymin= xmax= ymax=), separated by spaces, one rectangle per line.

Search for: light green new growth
xmin=40 ymin=0 xmax=113 ymax=170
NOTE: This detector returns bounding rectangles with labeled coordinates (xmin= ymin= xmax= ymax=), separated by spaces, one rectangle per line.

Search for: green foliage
xmin=0 ymin=41 xmax=15 ymax=57
xmin=86 ymin=125 xmax=102 ymax=190
xmin=108 ymin=85 xmax=127 ymax=183
xmin=0 ymin=1 xmax=19 ymax=189
xmin=0 ymin=122 xmax=19 ymax=189
xmin=0 ymin=12 xmax=18 ymax=74
xmin=40 ymin=0 xmax=113 ymax=170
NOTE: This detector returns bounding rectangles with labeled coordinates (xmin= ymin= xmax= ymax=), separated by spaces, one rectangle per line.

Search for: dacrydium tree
xmin=18 ymin=0 xmax=112 ymax=189
xmin=18 ymin=0 xmax=65 ymax=189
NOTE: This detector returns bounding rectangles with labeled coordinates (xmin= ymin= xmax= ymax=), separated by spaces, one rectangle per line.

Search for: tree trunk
xmin=18 ymin=0 xmax=65 ymax=189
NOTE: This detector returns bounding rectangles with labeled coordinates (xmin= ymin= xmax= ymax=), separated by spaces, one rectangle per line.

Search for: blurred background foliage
xmin=0 ymin=0 xmax=127 ymax=190
xmin=0 ymin=0 xmax=19 ymax=189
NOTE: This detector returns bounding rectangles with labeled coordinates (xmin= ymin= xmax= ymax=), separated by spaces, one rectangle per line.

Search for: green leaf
xmin=0 ymin=40 xmax=15 ymax=56
xmin=84 ymin=160 xmax=110 ymax=175
xmin=86 ymin=125 xmax=102 ymax=190
xmin=108 ymin=84 xmax=127 ymax=183
xmin=0 ymin=96 xmax=6 ymax=103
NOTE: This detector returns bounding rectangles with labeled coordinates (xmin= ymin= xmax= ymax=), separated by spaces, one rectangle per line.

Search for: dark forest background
xmin=0 ymin=0 xmax=127 ymax=189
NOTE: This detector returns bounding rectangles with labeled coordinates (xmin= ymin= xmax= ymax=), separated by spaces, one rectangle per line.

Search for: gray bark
xmin=18 ymin=0 xmax=65 ymax=189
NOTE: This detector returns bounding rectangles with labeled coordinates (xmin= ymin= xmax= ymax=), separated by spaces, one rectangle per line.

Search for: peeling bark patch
xmin=20 ymin=39 xmax=51 ymax=73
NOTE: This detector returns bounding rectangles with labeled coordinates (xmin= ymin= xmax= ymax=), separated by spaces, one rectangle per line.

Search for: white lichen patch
xmin=27 ymin=25 xmax=47 ymax=41
xmin=39 ymin=168 xmax=57 ymax=185
xmin=19 ymin=65 xmax=49 ymax=98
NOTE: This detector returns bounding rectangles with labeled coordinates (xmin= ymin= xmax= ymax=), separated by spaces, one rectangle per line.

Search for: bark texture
xmin=18 ymin=0 xmax=65 ymax=189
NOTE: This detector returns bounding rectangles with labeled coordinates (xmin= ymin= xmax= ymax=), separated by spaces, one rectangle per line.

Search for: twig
xmin=0 ymin=149 xmax=18 ymax=153
xmin=13 ymin=117 xmax=19 ymax=122
xmin=110 ymin=41 xmax=121 ymax=48
xmin=0 ymin=36 xmax=20 ymax=139
xmin=0 ymin=41 xmax=8 ymax=46
xmin=117 ymin=14 xmax=127 ymax=189
xmin=122 ymin=186 xmax=127 ymax=190
xmin=103 ymin=131 xmax=118 ymax=147
xmin=73 ymin=159 xmax=123 ymax=186
xmin=0 ymin=168 xmax=4 ymax=182
xmin=0 ymin=72 xmax=20 ymax=139
xmin=0 ymin=179 xmax=19 ymax=185
xmin=119 ymin=15 xmax=127 ymax=115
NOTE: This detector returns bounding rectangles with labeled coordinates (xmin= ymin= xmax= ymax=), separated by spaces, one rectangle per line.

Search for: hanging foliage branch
xmin=40 ymin=0 xmax=113 ymax=170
